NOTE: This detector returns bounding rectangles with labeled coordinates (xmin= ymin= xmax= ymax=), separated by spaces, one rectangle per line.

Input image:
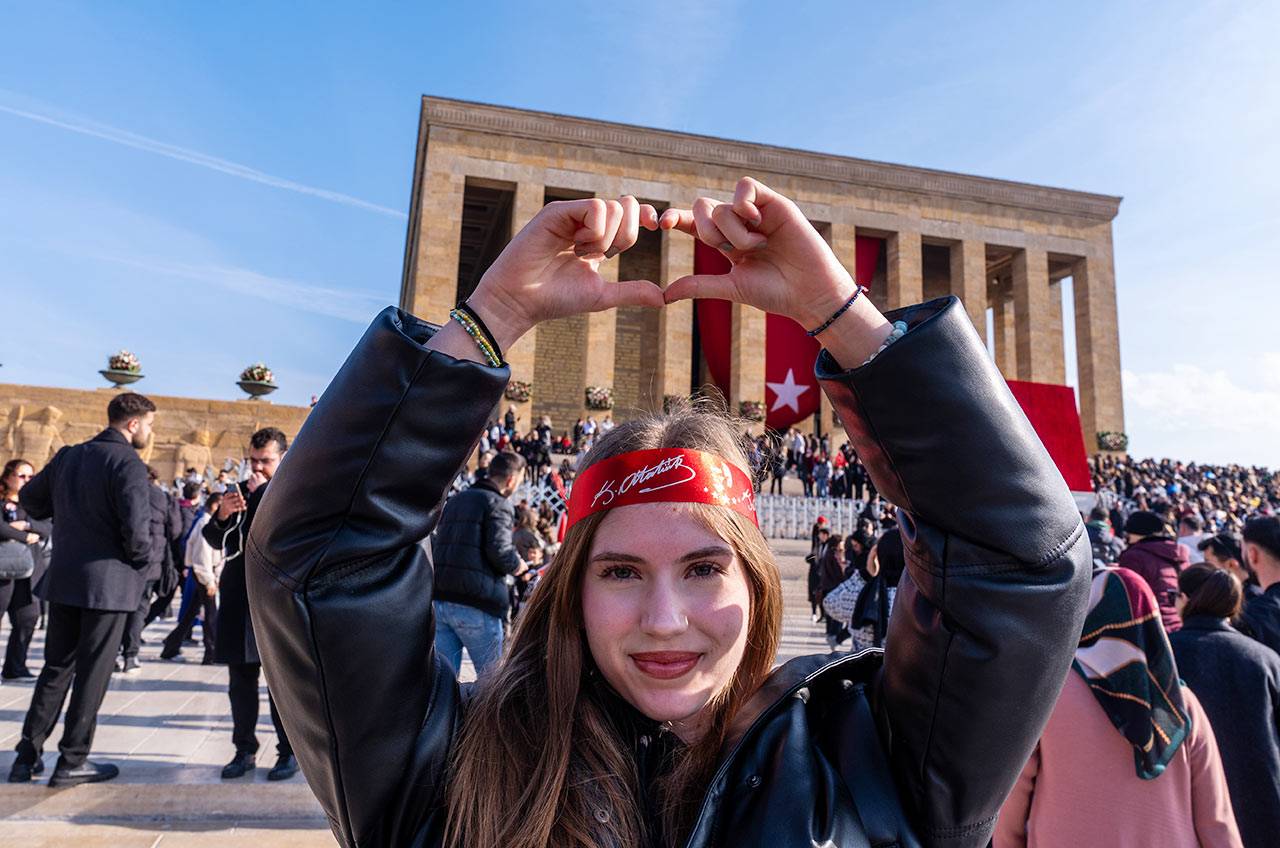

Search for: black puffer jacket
xmin=247 ymin=298 xmax=1091 ymax=848
xmin=430 ymin=479 xmax=523 ymax=617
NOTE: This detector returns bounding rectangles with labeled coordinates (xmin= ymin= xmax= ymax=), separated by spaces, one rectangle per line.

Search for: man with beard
xmin=204 ymin=427 xmax=297 ymax=781
xmin=8 ymin=393 xmax=156 ymax=786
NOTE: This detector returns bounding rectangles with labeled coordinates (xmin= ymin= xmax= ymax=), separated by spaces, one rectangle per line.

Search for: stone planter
xmin=237 ymin=380 xmax=278 ymax=400
xmin=99 ymin=369 xmax=144 ymax=388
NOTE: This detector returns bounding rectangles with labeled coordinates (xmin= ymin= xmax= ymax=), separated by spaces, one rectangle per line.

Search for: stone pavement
xmin=0 ymin=538 xmax=828 ymax=846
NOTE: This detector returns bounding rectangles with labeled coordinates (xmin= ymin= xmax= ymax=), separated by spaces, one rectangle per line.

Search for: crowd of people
xmin=5 ymin=386 xmax=1280 ymax=845
xmin=2 ymin=392 xmax=298 ymax=786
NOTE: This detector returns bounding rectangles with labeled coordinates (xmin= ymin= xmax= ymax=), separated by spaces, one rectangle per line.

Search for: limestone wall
xmin=0 ymin=383 xmax=312 ymax=480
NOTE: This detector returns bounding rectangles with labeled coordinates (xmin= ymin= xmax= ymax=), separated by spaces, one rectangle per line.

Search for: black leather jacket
xmin=247 ymin=298 xmax=1091 ymax=848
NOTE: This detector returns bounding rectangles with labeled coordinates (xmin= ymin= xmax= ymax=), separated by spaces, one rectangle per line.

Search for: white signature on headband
xmin=592 ymin=454 xmax=698 ymax=509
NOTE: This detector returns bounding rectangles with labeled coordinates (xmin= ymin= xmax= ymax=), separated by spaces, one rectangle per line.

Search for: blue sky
xmin=2 ymin=1 xmax=1277 ymax=466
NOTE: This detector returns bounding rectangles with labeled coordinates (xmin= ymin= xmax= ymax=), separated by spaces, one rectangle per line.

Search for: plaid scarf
xmin=1072 ymin=567 xmax=1190 ymax=779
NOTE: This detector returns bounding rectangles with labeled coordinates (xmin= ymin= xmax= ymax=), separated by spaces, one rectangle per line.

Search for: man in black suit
xmin=204 ymin=427 xmax=296 ymax=781
xmin=7 ymin=393 xmax=156 ymax=786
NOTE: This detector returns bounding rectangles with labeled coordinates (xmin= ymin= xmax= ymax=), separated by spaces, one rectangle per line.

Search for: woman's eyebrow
xmin=589 ymin=545 xmax=733 ymax=564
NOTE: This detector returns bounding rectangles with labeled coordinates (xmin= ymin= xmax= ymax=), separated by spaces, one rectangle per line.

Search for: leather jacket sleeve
xmin=816 ymin=297 xmax=1091 ymax=848
xmin=246 ymin=307 xmax=507 ymax=847
xmin=484 ymin=502 xmax=524 ymax=576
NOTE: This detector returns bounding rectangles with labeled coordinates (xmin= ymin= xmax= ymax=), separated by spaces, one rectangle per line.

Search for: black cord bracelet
xmin=457 ymin=301 xmax=505 ymax=363
xmin=806 ymin=285 xmax=867 ymax=337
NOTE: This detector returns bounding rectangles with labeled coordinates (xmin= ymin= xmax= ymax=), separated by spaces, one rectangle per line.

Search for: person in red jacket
xmin=1119 ymin=510 xmax=1191 ymax=632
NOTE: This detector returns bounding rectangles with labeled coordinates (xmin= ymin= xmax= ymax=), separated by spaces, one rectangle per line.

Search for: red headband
xmin=565 ymin=448 xmax=758 ymax=530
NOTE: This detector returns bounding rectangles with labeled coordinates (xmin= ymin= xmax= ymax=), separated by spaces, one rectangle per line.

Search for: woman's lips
xmin=630 ymin=651 xmax=702 ymax=680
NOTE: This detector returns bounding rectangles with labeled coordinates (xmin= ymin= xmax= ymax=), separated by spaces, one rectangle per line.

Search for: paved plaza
xmin=0 ymin=538 xmax=829 ymax=846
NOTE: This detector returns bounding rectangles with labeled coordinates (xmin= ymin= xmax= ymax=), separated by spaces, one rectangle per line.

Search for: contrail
xmin=0 ymin=101 xmax=407 ymax=219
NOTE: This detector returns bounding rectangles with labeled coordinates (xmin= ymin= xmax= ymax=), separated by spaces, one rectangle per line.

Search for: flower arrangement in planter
xmin=738 ymin=400 xmax=766 ymax=422
xmin=585 ymin=385 xmax=614 ymax=410
xmin=100 ymin=350 xmax=144 ymax=387
xmin=504 ymin=380 xmax=532 ymax=403
xmin=237 ymin=363 xmax=278 ymax=399
xmin=1097 ymin=431 xmax=1129 ymax=452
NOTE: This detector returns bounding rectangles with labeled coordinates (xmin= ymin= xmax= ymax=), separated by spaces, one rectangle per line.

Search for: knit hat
xmin=1123 ymin=510 xmax=1168 ymax=538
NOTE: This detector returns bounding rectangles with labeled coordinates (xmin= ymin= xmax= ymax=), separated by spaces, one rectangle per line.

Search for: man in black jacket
xmin=1240 ymin=516 xmax=1280 ymax=655
xmin=431 ymin=450 xmax=528 ymax=677
xmin=203 ymin=427 xmax=296 ymax=781
xmin=7 ymin=392 xmax=156 ymax=786
xmin=117 ymin=466 xmax=181 ymax=674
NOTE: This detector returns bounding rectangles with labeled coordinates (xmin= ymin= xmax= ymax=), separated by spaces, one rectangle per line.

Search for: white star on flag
xmin=766 ymin=368 xmax=811 ymax=413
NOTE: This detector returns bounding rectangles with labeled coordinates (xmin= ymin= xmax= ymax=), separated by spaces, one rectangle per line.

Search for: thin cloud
xmin=0 ymin=100 xmax=406 ymax=219
xmin=101 ymin=253 xmax=388 ymax=324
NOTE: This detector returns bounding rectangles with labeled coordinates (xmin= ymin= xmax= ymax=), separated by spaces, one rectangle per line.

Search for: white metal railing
xmin=754 ymin=494 xmax=867 ymax=539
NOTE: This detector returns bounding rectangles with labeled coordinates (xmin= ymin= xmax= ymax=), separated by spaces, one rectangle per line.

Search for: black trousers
xmin=120 ymin=579 xmax=158 ymax=660
xmin=228 ymin=662 xmax=292 ymax=758
xmin=161 ymin=587 xmax=217 ymax=659
xmin=0 ymin=577 xmax=40 ymax=677
xmin=15 ymin=602 xmax=127 ymax=768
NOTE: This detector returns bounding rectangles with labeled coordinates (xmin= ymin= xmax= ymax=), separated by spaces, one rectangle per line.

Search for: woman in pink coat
xmin=995 ymin=567 xmax=1241 ymax=848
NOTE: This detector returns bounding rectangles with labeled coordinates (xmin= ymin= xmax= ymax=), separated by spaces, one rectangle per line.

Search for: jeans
xmin=433 ymin=601 xmax=504 ymax=677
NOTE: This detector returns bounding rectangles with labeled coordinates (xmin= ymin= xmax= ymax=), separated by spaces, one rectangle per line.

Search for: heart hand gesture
xmin=466 ymin=197 xmax=665 ymax=353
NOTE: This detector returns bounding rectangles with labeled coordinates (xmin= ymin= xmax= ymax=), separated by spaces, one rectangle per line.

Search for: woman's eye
xmin=688 ymin=562 xmax=724 ymax=578
xmin=601 ymin=565 xmax=638 ymax=580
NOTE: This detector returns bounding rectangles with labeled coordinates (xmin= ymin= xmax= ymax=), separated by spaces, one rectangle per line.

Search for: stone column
xmin=404 ymin=165 xmax=465 ymax=322
xmin=1011 ymin=248 xmax=1055 ymax=382
xmin=1045 ymin=277 xmax=1067 ymax=385
xmin=503 ymin=181 xmax=544 ymax=428
xmin=583 ymin=256 xmax=618 ymax=417
xmin=729 ymin=303 xmax=766 ymax=432
xmin=886 ymin=229 xmax=923 ymax=310
xmin=949 ymin=239 xmax=988 ymax=343
xmin=992 ymin=279 xmax=1017 ymax=378
xmin=1073 ymin=250 xmax=1126 ymax=455
xmin=657 ymin=216 xmax=695 ymax=407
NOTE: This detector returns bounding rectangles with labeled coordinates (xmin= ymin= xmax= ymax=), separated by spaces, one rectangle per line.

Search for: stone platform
xmin=0 ymin=539 xmax=827 ymax=846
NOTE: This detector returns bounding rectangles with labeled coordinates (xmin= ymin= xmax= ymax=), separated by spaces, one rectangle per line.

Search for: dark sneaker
xmin=7 ymin=758 xmax=43 ymax=783
xmin=122 ymin=657 xmax=141 ymax=675
xmin=48 ymin=760 xmax=118 ymax=787
xmin=267 ymin=754 xmax=299 ymax=781
xmin=220 ymin=752 xmax=256 ymax=779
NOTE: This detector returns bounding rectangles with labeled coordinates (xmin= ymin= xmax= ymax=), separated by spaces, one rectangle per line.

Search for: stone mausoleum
xmin=400 ymin=96 xmax=1125 ymax=451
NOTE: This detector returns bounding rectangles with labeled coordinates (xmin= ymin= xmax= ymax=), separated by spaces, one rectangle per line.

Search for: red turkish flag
xmin=694 ymin=238 xmax=881 ymax=430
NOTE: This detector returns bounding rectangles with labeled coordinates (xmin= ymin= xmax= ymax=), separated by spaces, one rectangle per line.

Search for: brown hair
xmin=1 ymin=459 xmax=32 ymax=499
xmin=107 ymin=392 xmax=155 ymax=425
xmin=444 ymin=399 xmax=783 ymax=848
xmin=1178 ymin=563 xmax=1242 ymax=620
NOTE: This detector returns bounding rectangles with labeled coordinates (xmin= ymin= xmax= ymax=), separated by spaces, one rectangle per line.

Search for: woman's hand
xmin=10 ymin=520 xmax=29 ymax=532
xmin=25 ymin=533 xmax=39 ymax=545
xmin=661 ymin=177 xmax=893 ymax=367
xmin=466 ymin=197 xmax=665 ymax=352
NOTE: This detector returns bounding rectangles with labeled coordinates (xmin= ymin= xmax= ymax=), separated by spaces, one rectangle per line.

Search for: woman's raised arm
xmin=247 ymin=197 xmax=663 ymax=848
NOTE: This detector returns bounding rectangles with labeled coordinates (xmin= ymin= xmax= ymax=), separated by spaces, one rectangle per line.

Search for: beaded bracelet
xmin=806 ymin=285 xmax=868 ymax=337
xmin=455 ymin=301 xmax=504 ymax=362
xmin=449 ymin=308 xmax=503 ymax=367
xmin=862 ymin=321 xmax=909 ymax=366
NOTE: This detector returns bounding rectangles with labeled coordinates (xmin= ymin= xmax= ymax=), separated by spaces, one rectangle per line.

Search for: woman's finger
xmin=692 ymin=197 xmax=732 ymax=253
xmin=662 ymin=272 xmax=742 ymax=304
xmin=732 ymin=176 xmax=782 ymax=227
xmin=639 ymin=204 xmax=660 ymax=231
xmin=712 ymin=202 xmax=766 ymax=252
xmin=591 ymin=279 xmax=665 ymax=311
xmin=576 ymin=199 xmax=624 ymax=257
xmin=659 ymin=207 xmax=695 ymax=235
xmin=561 ymin=198 xmax=608 ymax=248
xmin=606 ymin=196 xmax=641 ymax=258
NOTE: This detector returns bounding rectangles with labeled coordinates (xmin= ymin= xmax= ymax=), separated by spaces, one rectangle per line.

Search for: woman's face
xmin=4 ymin=464 xmax=33 ymax=497
xmin=581 ymin=503 xmax=751 ymax=737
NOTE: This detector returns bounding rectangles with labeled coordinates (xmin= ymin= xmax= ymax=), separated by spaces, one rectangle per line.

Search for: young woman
xmin=248 ymin=177 xmax=1091 ymax=848
xmin=1170 ymin=565 xmax=1280 ymax=848
xmin=0 ymin=458 xmax=51 ymax=680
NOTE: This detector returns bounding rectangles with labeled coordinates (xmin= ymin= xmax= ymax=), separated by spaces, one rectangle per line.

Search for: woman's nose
xmin=639 ymin=584 xmax=689 ymax=637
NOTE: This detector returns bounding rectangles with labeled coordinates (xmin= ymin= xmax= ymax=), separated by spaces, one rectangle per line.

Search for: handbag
xmin=821 ymin=570 xmax=865 ymax=623
xmin=0 ymin=539 xmax=35 ymax=581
